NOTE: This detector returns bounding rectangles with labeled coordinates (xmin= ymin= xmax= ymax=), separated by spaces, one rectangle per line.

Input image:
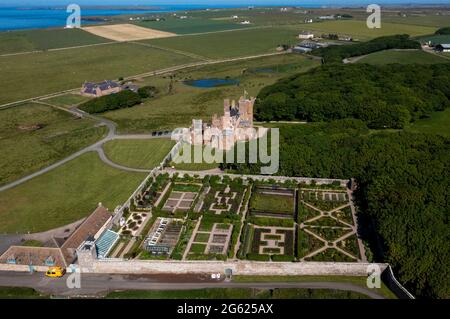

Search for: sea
xmin=0 ymin=5 xmax=243 ymax=31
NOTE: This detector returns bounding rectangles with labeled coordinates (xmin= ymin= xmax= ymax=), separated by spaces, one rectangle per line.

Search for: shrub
xmin=246 ymin=253 xmax=271 ymax=261
xmin=138 ymin=85 xmax=158 ymax=98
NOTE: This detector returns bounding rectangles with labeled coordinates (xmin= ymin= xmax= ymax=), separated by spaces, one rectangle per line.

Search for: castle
xmin=190 ymin=95 xmax=256 ymax=150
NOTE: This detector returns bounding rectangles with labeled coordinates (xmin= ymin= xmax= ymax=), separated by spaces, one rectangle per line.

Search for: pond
xmin=183 ymin=78 xmax=239 ymax=88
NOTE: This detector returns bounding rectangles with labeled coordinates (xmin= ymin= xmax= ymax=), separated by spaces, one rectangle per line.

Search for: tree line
xmin=311 ymin=34 xmax=421 ymax=63
xmin=254 ymin=63 xmax=450 ymax=129
xmin=79 ymin=86 xmax=158 ymax=114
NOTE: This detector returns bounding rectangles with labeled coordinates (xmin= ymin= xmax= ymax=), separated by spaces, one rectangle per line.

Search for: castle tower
xmin=223 ymin=99 xmax=230 ymax=114
xmin=191 ymin=119 xmax=203 ymax=145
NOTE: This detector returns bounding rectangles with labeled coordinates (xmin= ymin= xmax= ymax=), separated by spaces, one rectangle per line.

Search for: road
xmin=0 ymin=105 xmax=170 ymax=192
xmin=0 ymin=271 xmax=386 ymax=298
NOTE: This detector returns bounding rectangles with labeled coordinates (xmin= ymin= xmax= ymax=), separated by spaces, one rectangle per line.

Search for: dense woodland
xmin=255 ymin=63 xmax=450 ymax=128
xmin=311 ymin=34 xmax=421 ymax=63
xmin=222 ymin=120 xmax=449 ymax=299
xmin=435 ymin=27 xmax=450 ymax=35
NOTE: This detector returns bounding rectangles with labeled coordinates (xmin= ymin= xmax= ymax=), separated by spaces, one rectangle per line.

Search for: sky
xmin=0 ymin=0 xmax=448 ymax=7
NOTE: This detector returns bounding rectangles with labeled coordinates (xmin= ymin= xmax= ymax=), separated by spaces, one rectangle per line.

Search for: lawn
xmin=42 ymin=94 xmax=91 ymax=108
xmin=405 ymin=108 xmax=450 ymax=137
xmin=102 ymin=139 xmax=175 ymax=169
xmin=0 ymin=152 xmax=146 ymax=233
xmin=190 ymin=243 xmax=206 ymax=254
xmin=356 ymin=49 xmax=449 ymax=65
xmin=0 ymin=103 xmax=107 ymax=186
xmin=144 ymin=27 xmax=300 ymax=59
xmin=250 ymin=192 xmax=295 ymax=214
xmin=292 ymin=20 xmax=437 ymax=40
xmin=103 ymin=53 xmax=319 ymax=133
xmin=0 ymin=42 xmax=197 ymax=105
xmin=0 ymin=28 xmax=112 ymax=55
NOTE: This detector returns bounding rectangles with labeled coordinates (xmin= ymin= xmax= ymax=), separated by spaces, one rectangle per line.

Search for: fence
xmin=381 ymin=265 xmax=415 ymax=299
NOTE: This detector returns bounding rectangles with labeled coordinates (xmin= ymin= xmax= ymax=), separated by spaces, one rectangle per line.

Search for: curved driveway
xmin=0 ymin=105 xmax=168 ymax=192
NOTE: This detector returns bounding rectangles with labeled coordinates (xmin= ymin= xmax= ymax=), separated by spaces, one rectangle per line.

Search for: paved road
xmin=0 ymin=271 xmax=385 ymax=298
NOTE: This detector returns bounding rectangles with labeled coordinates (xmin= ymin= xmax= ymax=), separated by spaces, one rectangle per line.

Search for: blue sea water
xmin=0 ymin=6 xmax=203 ymax=31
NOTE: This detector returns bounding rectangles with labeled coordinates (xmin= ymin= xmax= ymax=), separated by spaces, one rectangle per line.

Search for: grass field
xmin=103 ymin=53 xmax=319 ymax=133
xmin=136 ymin=16 xmax=251 ymax=34
xmin=233 ymin=275 xmax=397 ymax=299
xmin=144 ymin=27 xmax=300 ymax=59
xmin=405 ymin=108 xmax=450 ymax=137
xmin=102 ymin=139 xmax=175 ymax=169
xmin=293 ymin=20 xmax=437 ymax=40
xmin=0 ymin=152 xmax=145 ymax=233
xmin=42 ymin=94 xmax=91 ymax=108
xmin=0 ymin=287 xmax=47 ymax=299
xmin=170 ymin=144 xmax=220 ymax=171
xmin=0 ymin=42 xmax=197 ymax=105
xmin=106 ymin=287 xmax=370 ymax=299
xmin=250 ymin=192 xmax=295 ymax=213
xmin=0 ymin=28 xmax=112 ymax=55
xmin=0 ymin=103 xmax=107 ymax=186
xmin=356 ymin=49 xmax=449 ymax=65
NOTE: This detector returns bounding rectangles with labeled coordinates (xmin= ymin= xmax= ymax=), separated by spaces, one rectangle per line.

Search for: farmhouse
xmin=81 ymin=80 xmax=122 ymax=97
xmin=436 ymin=44 xmax=450 ymax=52
xmin=0 ymin=205 xmax=115 ymax=267
xmin=298 ymin=31 xmax=314 ymax=39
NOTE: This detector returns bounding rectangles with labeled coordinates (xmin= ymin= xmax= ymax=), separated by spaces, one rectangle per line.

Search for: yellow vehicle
xmin=45 ymin=267 xmax=66 ymax=278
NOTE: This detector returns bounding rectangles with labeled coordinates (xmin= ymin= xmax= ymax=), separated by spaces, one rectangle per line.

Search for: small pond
xmin=183 ymin=78 xmax=239 ymax=88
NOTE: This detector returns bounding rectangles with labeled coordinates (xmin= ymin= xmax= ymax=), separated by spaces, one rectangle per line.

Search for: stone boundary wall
xmin=87 ymin=260 xmax=388 ymax=276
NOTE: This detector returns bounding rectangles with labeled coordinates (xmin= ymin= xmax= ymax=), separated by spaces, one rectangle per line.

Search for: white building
xmin=299 ymin=31 xmax=314 ymax=39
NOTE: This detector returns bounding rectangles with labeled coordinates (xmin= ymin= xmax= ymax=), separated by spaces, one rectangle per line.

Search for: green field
xmin=42 ymin=94 xmax=91 ymax=108
xmin=0 ymin=287 xmax=47 ymax=299
xmin=136 ymin=16 xmax=251 ymax=34
xmin=0 ymin=42 xmax=197 ymax=105
xmin=295 ymin=20 xmax=437 ymax=40
xmin=405 ymin=108 xmax=450 ymax=137
xmin=233 ymin=275 xmax=397 ymax=299
xmin=102 ymin=139 xmax=175 ymax=169
xmin=171 ymin=144 xmax=220 ymax=171
xmin=145 ymin=27 xmax=299 ymax=59
xmin=0 ymin=152 xmax=145 ymax=233
xmin=103 ymin=53 xmax=319 ymax=133
xmin=250 ymin=192 xmax=295 ymax=213
xmin=0 ymin=103 xmax=107 ymax=186
xmin=382 ymin=15 xmax=450 ymax=28
xmin=0 ymin=28 xmax=111 ymax=55
xmin=106 ymin=287 xmax=370 ymax=299
xmin=356 ymin=49 xmax=449 ymax=65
